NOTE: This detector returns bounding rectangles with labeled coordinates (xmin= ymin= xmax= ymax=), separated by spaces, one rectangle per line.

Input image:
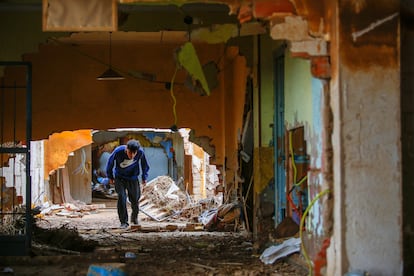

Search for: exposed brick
xmin=311 ymin=56 xmax=331 ymax=79
xmin=253 ymin=0 xmax=296 ymax=19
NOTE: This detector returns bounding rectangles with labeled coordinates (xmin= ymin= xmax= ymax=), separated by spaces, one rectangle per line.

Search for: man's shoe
xmin=120 ymin=223 xmax=129 ymax=229
xmin=131 ymin=218 xmax=139 ymax=225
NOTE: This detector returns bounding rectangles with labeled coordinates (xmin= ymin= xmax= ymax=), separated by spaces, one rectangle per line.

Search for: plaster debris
xmin=352 ymin=12 xmax=398 ymax=42
xmin=35 ymin=176 xmax=241 ymax=232
xmin=270 ymin=16 xmax=309 ymax=41
xmin=259 ymin=237 xmax=301 ymax=265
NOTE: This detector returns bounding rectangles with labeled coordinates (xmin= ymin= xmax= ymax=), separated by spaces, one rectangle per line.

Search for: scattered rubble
xmin=1 ymin=231 xmax=308 ymax=276
xmin=0 ymin=176 xmax=307 ymax=275
xmin=32 ymin=224 xmax=98 ymax=254
xmin=35 ymin=175 xmax=243 ymax=232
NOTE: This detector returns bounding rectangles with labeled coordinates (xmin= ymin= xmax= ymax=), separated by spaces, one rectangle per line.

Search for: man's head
xmin=126 ymin=139 xmax=140 ymax=159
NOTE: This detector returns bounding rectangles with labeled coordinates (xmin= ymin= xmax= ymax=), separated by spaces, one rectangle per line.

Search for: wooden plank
xmin=184 ymin=223 xmax=204 ymax=231
xmin=184 ymin=155 xmax=193 ymax=195
xmin=141 ymin=203 xmax=155 ymax=210
xmin=139 ymin=199 xmax=150 ymax=205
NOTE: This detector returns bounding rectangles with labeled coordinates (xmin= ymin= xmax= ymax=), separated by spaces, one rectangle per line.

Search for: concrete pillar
xmin=328 ymin=1 xmax=402 ymax=275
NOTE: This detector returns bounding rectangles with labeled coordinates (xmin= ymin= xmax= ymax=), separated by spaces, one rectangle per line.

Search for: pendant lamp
xmin=97 ymin=32 xmax=124 ymax=80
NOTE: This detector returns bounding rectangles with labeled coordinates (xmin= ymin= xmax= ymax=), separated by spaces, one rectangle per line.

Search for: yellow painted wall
xmin=1 ymin=41 xmax=247 ymax=186
xmin=44 ymin=130 xmax=92 ymax=178
xmin=259 ymin=35 xmax=277 ymax=147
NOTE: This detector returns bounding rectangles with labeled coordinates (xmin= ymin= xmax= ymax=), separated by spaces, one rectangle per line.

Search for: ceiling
xmin=0 ymin=1 xmax=251 ymax=44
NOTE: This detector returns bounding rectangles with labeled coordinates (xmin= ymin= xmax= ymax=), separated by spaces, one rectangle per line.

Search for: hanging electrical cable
xmin=299 ymin=188 xmax=331 ymax=276
xmin=289 ymin=131 xmax=298 ymax=185
xmin=288 ymin=130 xmax=309 ymax=220
xmin=46 ymin=37 xmax=173 ymax=84
xmin=0 ymin=79 xmax=3 ymax=179
xmin=169 ymin=66 xmax=179 ymax=131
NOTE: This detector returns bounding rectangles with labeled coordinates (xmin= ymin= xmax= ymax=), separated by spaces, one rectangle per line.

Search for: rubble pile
xmin=35 ymin=201 xmax=103 ymax=219
xmin=35 ymin=175 xmax=244 ymax=232
xmin=142 ymin=176 xmax=188 ymax=212
xmin=177 ymin=204 xmax=204 ymax=222
xmin=0 ymin=205 xmax=26 ymax=235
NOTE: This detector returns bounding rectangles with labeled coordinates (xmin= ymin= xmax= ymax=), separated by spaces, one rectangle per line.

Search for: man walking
xmin=106 ymin=139 xmax=149 ymax=229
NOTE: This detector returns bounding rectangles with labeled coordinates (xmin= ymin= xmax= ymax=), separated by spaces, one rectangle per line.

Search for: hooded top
xmin=106 ymin=144 xmax=149 ymax=182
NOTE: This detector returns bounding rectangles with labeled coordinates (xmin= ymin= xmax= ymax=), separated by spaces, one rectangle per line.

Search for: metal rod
xmin=12 ymin=82 xmax=16 ymax=216
xmin=0 ymin=147 xmax=28 ymax=153
xmin=109 ymin=32 xmax=112 ymax=68
xmin=25 ymin=62 xmax=32 ymax=255
xmin=0 ymin=61 xmax=32 ymax=256
xmin=0 ymin=85 xmax=27 ymax=89
xmin=0 ymin=78 xmax=4 ymax=217
xmin=1 ymin=79 xmax=4 ymax=147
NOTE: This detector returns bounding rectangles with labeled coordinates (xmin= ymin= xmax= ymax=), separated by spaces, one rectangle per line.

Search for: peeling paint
xmin=310 ymin=78 xmax=324 ymax=170
xmin=176 ymin=42 xmax=210 ymax=95
xmin=290 ymin=39 xmax=328 ymax=57
xmin=44 ymin=130 xmax=93 ymax=179
xmin=270 ymin=16 xmax=310 ymax=41
xmin=191 ymin=22 xmax=267 ymax=44
xmin=191 ymin=24 xmax=238 ymax=44
xmin=310 ymin=56 xmax=330 ymax=79
xmin=253 ymin=147 xmax=274 ymax=194
xmin=253 ymin=0 xmax=296 ymax=19
xmin=308 ymin=173 xmax=324 ymax=235
xmin=290 ymin=0 xmax=327 ymax=35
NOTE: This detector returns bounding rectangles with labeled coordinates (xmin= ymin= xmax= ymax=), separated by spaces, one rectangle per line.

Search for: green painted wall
xmin=284 ymin=53 xmax=312 ymax=130
xmin=259 ymin=35 xmax=283 ymax=147
xmin=259 ymin=35 xmax=313 ymax=148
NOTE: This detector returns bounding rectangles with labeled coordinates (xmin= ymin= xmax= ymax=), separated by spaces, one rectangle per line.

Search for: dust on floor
xmin=0 ymin=203 xmax=308 ymax=276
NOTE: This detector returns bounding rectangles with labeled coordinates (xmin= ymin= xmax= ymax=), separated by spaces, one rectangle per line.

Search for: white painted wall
xmin=329 ymin=64 xmax=402 ymax=275
xmin=0 ymin=141 xmax=46 ymax=206
xmin=31 ymin=141 xmax=47 ymax=205
xmin=143 ymin=147 xmax=168 ymax=182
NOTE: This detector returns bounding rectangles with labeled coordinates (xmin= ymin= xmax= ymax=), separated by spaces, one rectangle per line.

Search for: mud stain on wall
xmin=339 ymin=0 xmax=399 ymax=69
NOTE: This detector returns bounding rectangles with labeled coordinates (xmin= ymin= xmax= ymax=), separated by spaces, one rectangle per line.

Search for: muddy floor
xmin=0 ymin=200 xmax=308 ymax=275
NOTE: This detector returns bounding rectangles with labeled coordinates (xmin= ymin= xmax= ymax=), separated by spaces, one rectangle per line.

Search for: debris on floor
xmin=92 ymin=183 xmax=117 ymax=200
xmin=35 ymin=201 xmax=105 ymax=219
xmin=2 ymin=232 xmax=308 ymax=276
xmin=259 ymin=237 xmax=301 ymax=265
xmin=199 ymin=202 xmax=243 ymax=231
xmin=37 ymin=176 xmax=244 ymax=232
xmin=87 ymin=263 xmax=126 ymax=276
xmin=32 ymin=223 xmax=98 ymax=254
xmin=139 ymin=176 xmax=243 ymax=231
xmin=2 ymin=175 xmax=308 ymax=275
xmin=139 ymin=176 xmax=188 ymax=222
xmin=0 ymin=205 xmax=26 ymax=235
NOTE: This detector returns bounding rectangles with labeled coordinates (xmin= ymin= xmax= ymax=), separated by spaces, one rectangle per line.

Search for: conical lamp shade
xmin=97 ymin=67 xmax=125 ymax=80
xmin=97 ymin=32 xmax=124 ymax=81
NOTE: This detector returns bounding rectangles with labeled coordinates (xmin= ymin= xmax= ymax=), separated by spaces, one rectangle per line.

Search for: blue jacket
xmin=106 ymin=145 xmax=149 ymax=182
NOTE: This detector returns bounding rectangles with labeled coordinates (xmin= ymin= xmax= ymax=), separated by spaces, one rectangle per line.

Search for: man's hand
xmin=109 ymin=179 xmax=114 ymax=184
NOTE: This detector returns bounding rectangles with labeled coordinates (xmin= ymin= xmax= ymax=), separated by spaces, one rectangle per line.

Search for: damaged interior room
xmin=0 ymin=0 xmax=412 ymax=275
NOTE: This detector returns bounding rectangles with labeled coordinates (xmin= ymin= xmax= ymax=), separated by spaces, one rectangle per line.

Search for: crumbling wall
xmin=401 ymin=4 xmax=414 ymax=274
xmin=328 ymin=1 xmax=401 ymax=275
xmin=1 ymin=40 xmax=247 ymax=190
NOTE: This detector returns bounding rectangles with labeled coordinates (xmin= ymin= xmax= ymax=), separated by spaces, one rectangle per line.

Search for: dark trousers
xmin=114 ymin=178 xmax=141 ymax=224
